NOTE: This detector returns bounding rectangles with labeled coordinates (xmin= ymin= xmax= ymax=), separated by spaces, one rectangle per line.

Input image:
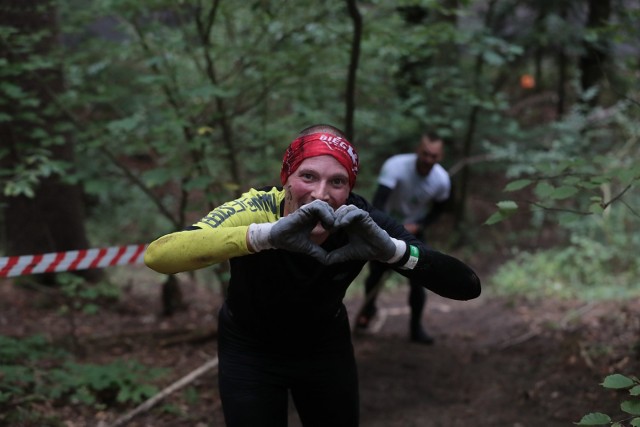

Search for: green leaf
xmin=504 ymin=179 xmax=532 ymax=192
xmin=106 ymin=115 xmax=142 ymax=135
xmin=630 ymin=417 xmax=640 ymax=426
xmin=0 ymin=82 xmax=25 ymax=99
xmin=135 ymin=74 xmax=168 ymax=85
xmin=117 ymin=388 xmax=131 ymax=403
xmin=183 ymin=175 xmax=212 ymax=192
xmin=557 ymin=212 xmax=583 ymax=225
xmin=484 ymin=201 xmax=518 ymax=225
xmin=142 ymin=168 xmax=173 ymax=187
xmin=589 ymin=203 xmax=604 ymax=214
xmin=615 ymin=167 xmax=637 ymax=184
xmin=574 ymin=412 xmax=611 ymax=425
xmin=82 ymin=304 xmax=99 ymax=315
xmin=484 ymin=211 xmax=505 ymax=225
xmin=534 ymin=181 xmax=555 ymax=198
xmin=630 ymin=385 xmax=640 ymax=396
xmin=550 ymin=185 xmax=579 ymax=200
xmin=589 ymin=176 xmax=608 ymax=186
xmin=496 ymin=200 xmax=518 ymax=212
xmin=622 ymin=399 xmax=640 ymax=416
xmin=482 ymin=50 xmax=505 ymax=66
xmin=602 ymin=374 xmax=636 ymax=389
xmin=578 ymin=181 xmax=602 ymax=190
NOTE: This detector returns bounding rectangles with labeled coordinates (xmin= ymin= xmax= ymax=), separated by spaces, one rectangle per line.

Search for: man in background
xmin=357 ymin=131 xmax=451 ymax=344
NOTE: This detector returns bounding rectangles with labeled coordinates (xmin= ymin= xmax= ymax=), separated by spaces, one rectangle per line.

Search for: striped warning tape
xmin=0 ymin=244 xmax=148 ymax=278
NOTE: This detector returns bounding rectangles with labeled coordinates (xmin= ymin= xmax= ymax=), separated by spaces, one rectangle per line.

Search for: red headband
xmin=280 ymin=133 xmax=359 ymax=189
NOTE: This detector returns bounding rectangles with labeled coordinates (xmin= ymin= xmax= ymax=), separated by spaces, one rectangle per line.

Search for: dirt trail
xmin=1 ymin=277 xmax=638 ymax=427
xmin=341 ymin=291 xmax=639 ymax=427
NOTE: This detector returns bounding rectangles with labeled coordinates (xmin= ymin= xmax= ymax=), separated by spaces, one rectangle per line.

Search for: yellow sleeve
xmin=144 ymin=187 xmax=284 ymax=275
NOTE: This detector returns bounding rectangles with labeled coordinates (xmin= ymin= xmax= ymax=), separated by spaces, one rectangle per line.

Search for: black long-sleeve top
xmin=145 ymin=186 xmax=481 ymax=350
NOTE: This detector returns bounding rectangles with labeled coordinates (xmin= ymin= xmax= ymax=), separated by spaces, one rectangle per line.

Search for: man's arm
xmin=371 ymin=184 xmax=392 ymax=210
xmin=420 ymin=199 xmax=448 ymax=228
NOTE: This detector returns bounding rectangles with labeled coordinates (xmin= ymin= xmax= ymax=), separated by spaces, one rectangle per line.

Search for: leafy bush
xmin=576 ymin=374 xmax=640 ymax=426
xmin=56 ymin=273 xmax=120 ymax=314
xmin=491 ymin=233 xmax=640 ymax=300
xmin=0 ymin=334 xmax=168 ymax=425
xmin=488 ymin=95 xmax=640 ymax=300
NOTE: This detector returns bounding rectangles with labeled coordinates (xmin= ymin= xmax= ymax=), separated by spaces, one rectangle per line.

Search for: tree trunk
xmin=344 ymin=0 xmax=362 ymax=141
xmin=452 ymin=0 xmax=496 ymax=239
xmin=555 ymin=4 xmax=569 ymax=119
xmin=579 ymin=0 xmax=611 ymax=107
xmin=0 ymin=0 xmax=101 ymax=284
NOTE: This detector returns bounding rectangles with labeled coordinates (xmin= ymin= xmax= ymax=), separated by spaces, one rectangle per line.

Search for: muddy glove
xmin=325 ymin=205 xmax=406 ymax=264
xmin=247 ymin=199 xmax=335 ymax=262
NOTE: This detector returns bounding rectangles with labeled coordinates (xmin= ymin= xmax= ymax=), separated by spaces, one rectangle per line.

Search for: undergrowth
xmin=0 ymin=334 xmax=168 ymax=426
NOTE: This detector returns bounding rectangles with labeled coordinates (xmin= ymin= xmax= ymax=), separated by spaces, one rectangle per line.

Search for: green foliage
xmin=487 ymin=95 xmax=640 ymax=299
xmin=0 ymin=148 xmax=68 ymax=198
xmin=0 ymin=18 xmax=75 ymax=199
xmin=0 ymin=334 xmax=67 ymax=364
xmin=9 ymin=1 xmax=536 ymax=240
xmin=576 ymin=374 xmax=640 ymax=426
xmin=2 ymin=0 xmax=638 ymax=270
xmin=57 ymin=272 xmax=120 ymax=315
xmin=54 ymin=0 xmax=372 ymax=237
xmin=486 ymin=97 xmax=640 ymax=225
xmin=491 ymin=209 xmax=640 ymax=300
xmin=0 ymin=334 xmax=167 ymax=425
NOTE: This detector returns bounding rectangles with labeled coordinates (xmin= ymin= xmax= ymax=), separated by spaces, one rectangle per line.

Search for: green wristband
xmin=401 ymin=245 xmax=419 ymax=270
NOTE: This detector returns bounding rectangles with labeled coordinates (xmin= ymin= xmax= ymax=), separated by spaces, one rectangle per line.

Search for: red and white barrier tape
xmin=0 ymin=244 xmax=148 ymax=278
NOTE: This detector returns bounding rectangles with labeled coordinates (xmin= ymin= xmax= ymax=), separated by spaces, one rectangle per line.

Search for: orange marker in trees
xmin=520 ymin=74 xmax=535 ymax=89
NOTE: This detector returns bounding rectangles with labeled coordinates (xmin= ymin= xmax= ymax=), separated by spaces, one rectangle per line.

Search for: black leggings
xmin=218 ymin=304 xmax=359 ymax=427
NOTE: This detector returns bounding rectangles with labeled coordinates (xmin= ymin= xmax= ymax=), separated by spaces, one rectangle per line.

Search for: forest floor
xmin=1 ymin=264 xmax=639 ymax=427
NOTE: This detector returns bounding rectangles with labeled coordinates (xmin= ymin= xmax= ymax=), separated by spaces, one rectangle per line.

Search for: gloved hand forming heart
xmin=324 ymin=204 xmax=404 ymax=265
xmin=248 ymin=199 xmax=336 ymax=263
xmin=249 ymin=201 xmax=405 ymax=265
xmin=269 ymin=199 xmax=336 ymax=261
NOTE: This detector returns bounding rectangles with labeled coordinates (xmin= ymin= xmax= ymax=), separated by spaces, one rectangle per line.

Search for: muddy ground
xmin=2 ymin=266 xmax=639 ymax=427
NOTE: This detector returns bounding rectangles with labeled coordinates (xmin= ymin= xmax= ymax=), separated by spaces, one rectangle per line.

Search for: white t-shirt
xmin=377 ymin=153 xmax=451 ymax=224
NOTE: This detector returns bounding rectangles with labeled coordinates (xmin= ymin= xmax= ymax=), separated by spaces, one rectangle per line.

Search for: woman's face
xmin=283 ymin=155 xmax=351 ymax=243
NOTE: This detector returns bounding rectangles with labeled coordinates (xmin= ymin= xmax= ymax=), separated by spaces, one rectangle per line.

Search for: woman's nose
xmin=311 ymin=182 xmax=331 ymax=202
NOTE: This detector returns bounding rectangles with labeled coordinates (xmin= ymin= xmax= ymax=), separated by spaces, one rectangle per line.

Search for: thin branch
xmin=602 ymin=183 xmax=632 ymax=209
xmin=127 ymin=17 xmax=193 ymax=141
xmin=99 ymin=146 xmax=180 ymax=229
xmin=105 ymin=357 xmax=219 ymax=427
xmin=126 ymin=14 xmax=216 ymax=225
xmin=618 ymin=199 xmax=640 ymax=218
xmin=448 ymin=153 xmax=497 ymax=177
xmin=193 ymin=1 xmax=241 ymax=193
xmin=527 ymin=200 xmax=591 ymax=215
